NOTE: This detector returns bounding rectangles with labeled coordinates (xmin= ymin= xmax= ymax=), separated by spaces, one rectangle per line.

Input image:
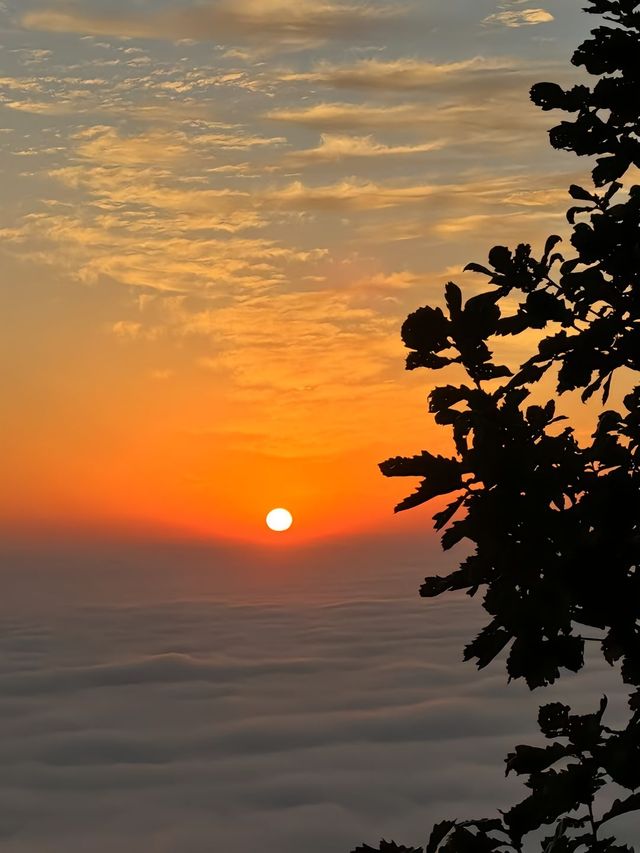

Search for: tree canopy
xmin=357 ymin=1 xmax=640 ymax=850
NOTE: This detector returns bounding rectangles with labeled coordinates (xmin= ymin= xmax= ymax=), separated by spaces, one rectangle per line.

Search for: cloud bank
xmin=0 ymin=537 xmax=633 ymax=853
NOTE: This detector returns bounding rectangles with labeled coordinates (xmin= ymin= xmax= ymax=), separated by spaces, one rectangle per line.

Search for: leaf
xmin=599 ymin=793 xmax=640 ymax=825
xmin=464 ymin=622 xmax=512 ymax=669
xmin=508 ymin=362 xmax=548 ymax=388
xmin=401 ymin=306 xmax=450 ymax=355
xmin=406 ymin=352 xmax=453 ymax=371
xmin=542 ymin=818 xmax=568 ymax=853
xmin=566 ymin=696 xmax=608 ymax=750
xmin=543 ymin=235 xmax=563 ymax=261
xmin=420 ymin=574 xmax=455 ymax=598
xmin=598 ymin=731 xmax=640 ymax=789
xmin=603 ymin=180 xmax=623 ymax=203
xmin=380 ymin=453 xmax=464 ymax=513
xmin=476 ymin=364 xmax=513 ymax=381
xmin=495 ymin=312 xmax=530 ymax=336
xmin=463 ymin=262 xmax=493 ymax=277
xmin=567 ymin=205 xmax=593 ymax=224
xmin=433 ymin=494 xmax=466 ymax=531
xmin=592 ymin=153 xmax=630 ymax=186
xmin=426 ymin=821 xmax=456 ymax=853
xmin=488 ymin=245 xmax=512 ymax=273
xmin=568 ymin=184 xmax=596 ymax=202
xmin=505 ymin=743 xmax=568 ymax=777
xmin=530 ymin=81 xmax=568 ymax=110
xmin=445 ymin=282 xmax=463 ymax=319
xmin=505 ymin=764 xmax=598 ymax=841
xmin=441 ymin=517 xmax=472 ymax=551
xmin=429 ymin=385 xmax=473 ymax=416
xmin=538 ymin=704 xmax=571 ymax=738
xmin=525 ymin=290 xmax=569 ymax=326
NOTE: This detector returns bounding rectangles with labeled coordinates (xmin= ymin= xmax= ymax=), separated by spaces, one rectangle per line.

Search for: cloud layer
xmin=0 ymin=537 xmax=633 ymax=853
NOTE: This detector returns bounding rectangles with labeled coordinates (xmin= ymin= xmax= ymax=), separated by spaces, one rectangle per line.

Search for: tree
xmin=356 ymin=1 xmax=640 ymax=850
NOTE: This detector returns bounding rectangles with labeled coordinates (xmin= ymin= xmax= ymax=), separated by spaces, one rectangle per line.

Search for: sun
xmin=266 ymin=507 xmax=293 ymax=532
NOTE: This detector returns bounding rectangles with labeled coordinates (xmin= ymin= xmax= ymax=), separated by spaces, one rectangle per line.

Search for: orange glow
xmin=0 ymin=19 xmax=609 ymax=548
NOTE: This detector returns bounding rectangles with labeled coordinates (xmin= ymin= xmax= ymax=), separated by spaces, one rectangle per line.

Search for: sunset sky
xmin=1 ymin=0 xmax=593 ymax=543
xmin=4 ymin=4 xmax=639 ymax=853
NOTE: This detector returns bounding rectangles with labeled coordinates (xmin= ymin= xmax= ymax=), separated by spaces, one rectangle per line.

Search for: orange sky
xmin=0 ymin=0 xmax=598 ymax=545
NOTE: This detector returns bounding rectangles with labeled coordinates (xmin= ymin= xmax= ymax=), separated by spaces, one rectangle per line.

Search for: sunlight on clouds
xmin=266 ymin=178 xmax=439 ymax=211
xmin=75 ymin=126 xmax=192 ymax=165
xmin=265 ymin=102 xmax=438 ymax=129
xmin=265 ymin=96 xmax=553 ymax=148
xmin=483 ymin=8 xmax=554 ymax=27
xmin=286 ymin=134 xmax=445 ymax=164
xmin=22 ymin=0 xmax=405 ymax=50
xmin=279 ymin=56 xmax=521 ymax=90
xmin=1 ymin=0 xmax=585 ymax=536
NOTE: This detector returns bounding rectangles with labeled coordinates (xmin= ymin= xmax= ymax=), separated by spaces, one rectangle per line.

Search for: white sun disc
xmin=266 ymin=508 xmax=293 ymax=532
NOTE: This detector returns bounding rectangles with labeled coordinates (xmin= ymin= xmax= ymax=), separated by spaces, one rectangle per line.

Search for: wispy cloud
xmin=279 ymin=56 xmax=520 ymax=90
xmin=3 ymin=0 xmax=586 ymax=532
xmin=266 ymin=102 xmax=436 ymax=129
xmin=264 ymin=178 xmax=439 ymax=211
xmin=286 ymin=134 xmax=445 ymax=164
xmin=22 ymin=0 xmax=406 ymax=49
xmin=483 ymin=8 xmax=554 ymax=27
xmin=265 ymin=99 xmax=549 ymax=149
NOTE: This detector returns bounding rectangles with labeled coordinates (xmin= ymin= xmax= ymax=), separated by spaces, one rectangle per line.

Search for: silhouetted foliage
xmin=356 ymin=2 xmax=640 ymax=851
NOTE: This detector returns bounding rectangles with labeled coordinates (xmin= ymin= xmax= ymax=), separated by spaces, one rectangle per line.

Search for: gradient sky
xmin=4 ymin=6 xmax=638 ymax=852
xmin=0 ymin=0 xmax=595 ymax=544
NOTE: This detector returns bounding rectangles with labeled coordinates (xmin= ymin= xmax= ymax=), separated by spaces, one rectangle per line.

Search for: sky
xmin=2 ymin=3 xmax=638 ymax=852
xmin=0 ymin=0 xmax=599 ymax=545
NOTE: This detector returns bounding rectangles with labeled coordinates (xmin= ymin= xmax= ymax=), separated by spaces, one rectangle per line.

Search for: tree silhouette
xmin=356 ymin=1 xmax=640 ymax=850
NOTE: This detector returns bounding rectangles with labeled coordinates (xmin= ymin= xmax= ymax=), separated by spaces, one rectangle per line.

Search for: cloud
xmin=265 ymin=178 xmax=439 ymax=211
xmin=264 ymin=99 xmax=548 ymax=142
xmin=266 ymin=102 xmax=434 ymax=130
xmin=0 ymin=651 xmax=341 ymax=697
xmin=0 ymin=538 xmax=631 ymax=853
xmin=72 ymin=125 xmax=286 ymax=166
xmin=74 ymin=126 xmax=191 ymax=166
xmin=22 ymin=0 xmax=405 ymax=49
xmin=279 ymin=56 xmax=519 ymax=91
xmin=482 ymin=8 xmax=554 ymax=27
xmin=287 ymin=134 xmax=444 ymax=164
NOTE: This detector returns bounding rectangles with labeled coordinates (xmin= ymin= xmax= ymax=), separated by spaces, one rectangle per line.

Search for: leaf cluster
xmin=379 ymin=0 xmax=640 ymax=692
xmin=357 ymin=3 xmax=640 ymax=852
xmin=358 ymin=696 xmax=640 ymax=853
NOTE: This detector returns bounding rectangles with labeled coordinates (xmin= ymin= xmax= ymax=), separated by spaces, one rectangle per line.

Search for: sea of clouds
xmin=0 ymin=534 xmax=634 ymax=852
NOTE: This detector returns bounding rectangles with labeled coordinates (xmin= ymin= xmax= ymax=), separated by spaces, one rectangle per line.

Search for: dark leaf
xmin=505 ymin=743 xmax=568 ymax=777
xmin=488 ymin=246 xmax=512 ymax=273
xmin=592 ymin=153 xmax=630 ymax=186
xmin=433 ymin=495 xmax=466 ymax=531
xmin=402 ymin=307 xmax=450 ymax=355
xmin=464 ymin=622 xmax=512 ymax=670
xmin=464 ymin=262 xmax=493 ymax=277
xmin=426 ymin=821 xmax=456 ymax=853
xmin=568 ymin=185 xmax=596 ymax=202
xmin=445 ymin=282 xmax=463 ymax=319
xmin=599 ymin=793 xmax=640 ymax=825
xmin=538 ymin=704 xmax=571 ymax=739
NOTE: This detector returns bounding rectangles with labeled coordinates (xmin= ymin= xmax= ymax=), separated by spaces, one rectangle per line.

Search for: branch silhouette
xmin=357 ymin=1 xmax=640 ymax=850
